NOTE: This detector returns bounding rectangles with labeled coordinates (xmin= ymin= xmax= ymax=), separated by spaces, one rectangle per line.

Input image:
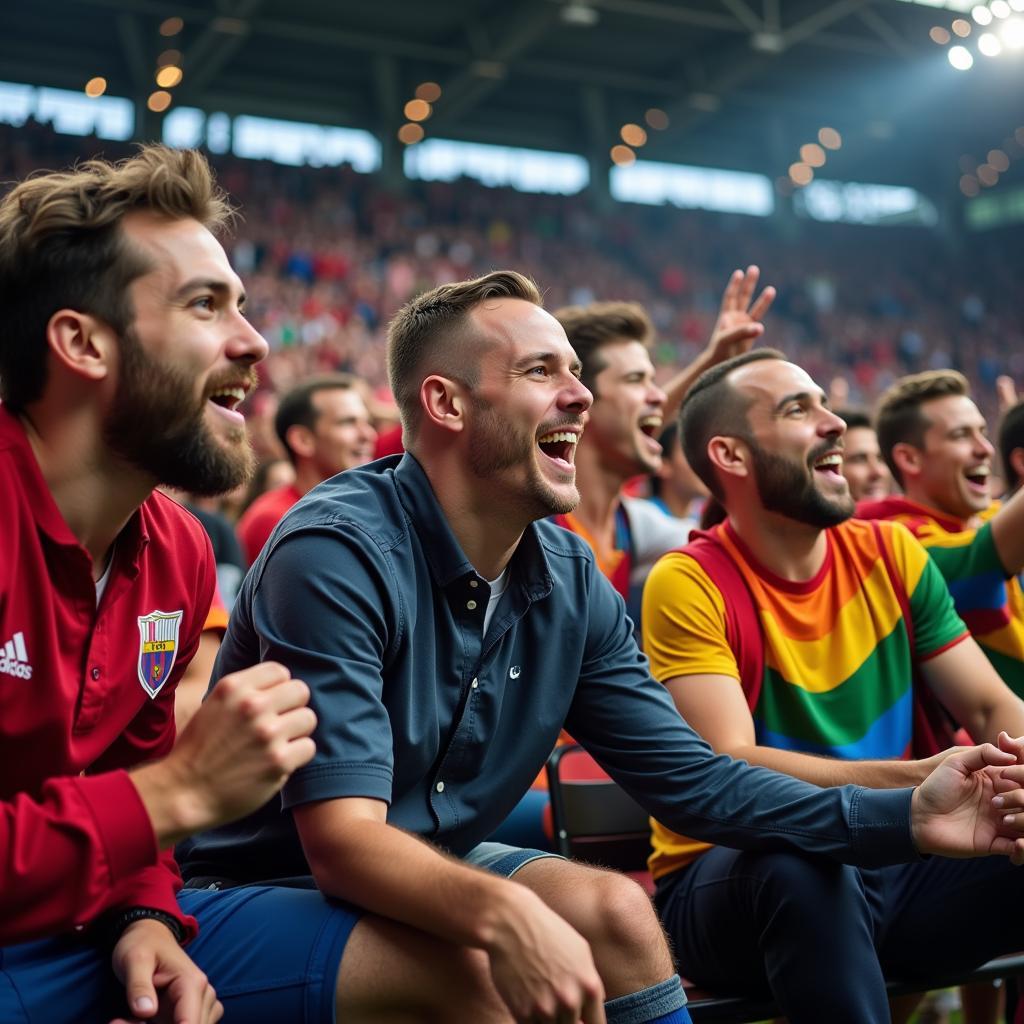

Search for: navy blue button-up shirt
xmin=182 ymin=454 xmax=916 ymax=882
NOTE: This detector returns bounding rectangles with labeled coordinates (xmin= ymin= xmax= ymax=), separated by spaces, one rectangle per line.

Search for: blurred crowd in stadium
xmin=8 ymin=114 xmax=1024 ymax=1024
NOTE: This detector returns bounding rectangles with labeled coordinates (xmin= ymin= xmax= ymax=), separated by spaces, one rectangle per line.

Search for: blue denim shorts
xmin=0 ymin=885 xmax=358 ymax=1024
xmin=0 ymin=843 xmax=557 ymax=1023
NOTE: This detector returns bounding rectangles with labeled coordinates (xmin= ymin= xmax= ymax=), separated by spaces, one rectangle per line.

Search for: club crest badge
xmin=137 ymin=610 xmax=184 ymax=698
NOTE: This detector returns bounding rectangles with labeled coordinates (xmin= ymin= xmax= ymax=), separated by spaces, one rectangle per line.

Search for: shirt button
xmin=466 ymin=600 xmax=477 ymax=610
xmin=471 ymin=678 xmax=479 ymax=689
xmin=469 ymin=579 xmax=479 ymax=589
xmin=91 ymin=667 xmax=101 ymax=680
xmin=435 ymin=781 xmax=445 ymax=793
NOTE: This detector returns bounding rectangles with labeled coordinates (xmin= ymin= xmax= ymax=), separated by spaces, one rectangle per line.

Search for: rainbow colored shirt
xmin=858 ymin=497 xmax=1024 ymax=699
xmin=641 ymin=517 xmax=967 ymax=879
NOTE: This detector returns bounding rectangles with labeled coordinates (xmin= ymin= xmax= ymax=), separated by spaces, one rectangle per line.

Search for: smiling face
xmin=101 ymin=212 xmax=268 ymax=495
xmin=842 ymin=425 xmax=892 ymax=502
xmin=584 ymin=340 xmax=667 ymax=479
xmin=303 ymin=387 xmax=377 ymax=479
xmin=462 ymin=298 xmax=592 ymax=519
xmin=728 ymin=359 xmax=855 ymax=527
xmin=901 ymin=394 xmax=994 ymax=519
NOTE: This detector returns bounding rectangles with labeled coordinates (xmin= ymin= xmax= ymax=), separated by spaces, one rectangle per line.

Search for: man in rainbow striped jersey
xmin=642 ymin=349 xmax=1024 ymax=1024
xmin=860 ymin=370 xmax=1024 ymax=705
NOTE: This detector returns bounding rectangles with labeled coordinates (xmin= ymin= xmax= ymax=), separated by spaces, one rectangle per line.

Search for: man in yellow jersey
xmin=642 ymin=349 xmax=1024 ymax=1024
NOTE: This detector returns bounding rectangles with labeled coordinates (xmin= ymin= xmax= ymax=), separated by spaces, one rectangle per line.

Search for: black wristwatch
xmin=103 ymin=906 xmax=186 ymax=947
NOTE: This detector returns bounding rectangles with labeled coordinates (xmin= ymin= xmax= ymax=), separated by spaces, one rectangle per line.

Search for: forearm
xmin=661 ymin=354 xmax=714 ymax=424
xmin=969 ymin=693 xmax=1024 ymax=747
xmin=302 ymin=817 xmax=529 ymax=951
xmin=730 ymin=743 xmax=932 ymax=789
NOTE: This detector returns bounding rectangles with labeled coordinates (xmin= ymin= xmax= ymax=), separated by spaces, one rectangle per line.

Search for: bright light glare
xmin=1001 ymin=16 xmax=1024 ymax=44
xmin=979 ymin=31 xmax=1003 ymax=53
xmin=973 ymin=4 xmax=993 ymax=24
xmin=948 ymin=44 xmax=975 ymax=67
xmin=1012 ymin=0 xmax=1024 ymax=10
xmin=992 ymin=0 xmax=1011 ymax=15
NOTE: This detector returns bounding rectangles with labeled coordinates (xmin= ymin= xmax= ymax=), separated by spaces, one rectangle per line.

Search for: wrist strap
xmin=102 ymin=906 xmax=186 ymax=947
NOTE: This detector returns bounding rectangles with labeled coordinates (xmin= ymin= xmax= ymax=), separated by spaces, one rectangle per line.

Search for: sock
xmin=604 ymin=974 xmax=692 ymax=1024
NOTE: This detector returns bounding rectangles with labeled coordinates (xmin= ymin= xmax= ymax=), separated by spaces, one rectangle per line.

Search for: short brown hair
xmin=679 ymin=348 xmax=787 ymax=501
xmin=0 ymin=145 xmax=233 ymax=410
xmin=875 ymin=371 xmax=970 ymax=487
xmin=275 ymin=373 xmax=360 ymax=464
xmin=553 ymin=301 xmax=653 ymax=393
xmin=386 ymin=269 xmax=542 ymax=440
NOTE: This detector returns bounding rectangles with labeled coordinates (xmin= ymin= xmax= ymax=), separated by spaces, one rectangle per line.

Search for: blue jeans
xmin=656 ymin=846 xmax=1024 ymax=1024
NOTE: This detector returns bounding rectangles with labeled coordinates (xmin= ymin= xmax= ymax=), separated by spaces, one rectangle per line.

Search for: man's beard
xmin=102 ymin=327 xmax=256 ymax=496
xmin=748 ymin=436 xmax=854 ymax=528
xmin=466 ymin=394 xmax=579 ymax=518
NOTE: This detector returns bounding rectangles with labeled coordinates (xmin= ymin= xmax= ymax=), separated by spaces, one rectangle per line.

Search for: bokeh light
xmin=84 ymin=77 xmax=107 ymax=98
xmin=415 ymin=82 xmax=441 ymax=102
xmin=930 ymin=26 xmax=951 ymax=44
xmin=789 ymin=162 xmax=813 ymax=186
xmin=397 ymin=123 xmax=425 ymax=144
xmin=610 ymin=144 xmax=636 ymax=166
xmin=147 ymin=90 xmax=172 ymax=113
xmin=620 ymin=123 xmax=647 ymax=147
xmin=644 ymin=108 xmax=669 ymax=131
xmin=404 ymin=99 xmax=431 ymax=121
xmin=159 ymin=17 xmax=183 ymax=36
xmin=819 ymin=126 xmax=842 ymax=150
xmin=155 ymin=66 xmax=183 ymax=88
xmin=948 ymin=45 xmax=975 ymax=69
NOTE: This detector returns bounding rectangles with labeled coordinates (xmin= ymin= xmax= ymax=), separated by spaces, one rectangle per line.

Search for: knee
xmin=576 ymin=870 xmax=671 ymax=971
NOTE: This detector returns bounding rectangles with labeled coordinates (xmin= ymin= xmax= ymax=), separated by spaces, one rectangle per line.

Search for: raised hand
xmin=703 ymin=265 xmax=776 ymax=366
xmin=997 ymin=375 xmax=1019 ymax=415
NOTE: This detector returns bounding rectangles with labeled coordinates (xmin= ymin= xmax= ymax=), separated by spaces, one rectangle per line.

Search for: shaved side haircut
xmin=678 ymin=348 xmax=787 ymax=501
xmin=875 ymin=371 xmax=970 ymax=487
xmin=386 ymin=270 xmax=542 ymax=443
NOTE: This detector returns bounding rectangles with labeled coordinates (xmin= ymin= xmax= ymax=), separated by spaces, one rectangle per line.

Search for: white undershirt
xmin=483 ymin=566 xmax=511 ymax=634
xmin=94 ymin=554 xmax=115 ymax=606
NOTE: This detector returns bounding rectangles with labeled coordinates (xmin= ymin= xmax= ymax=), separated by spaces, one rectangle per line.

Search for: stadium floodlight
xmin=1001 ymin=16 xmax=1024 ymax=44
xmin=948 ymin=43 xmax=976 ymax=66
xmin=979 ymin=31 xmax=1004 ymax=53
xmin=992 ymin=0 xmax=1011 ymax=15
xmin=973 ymin=4 xmax=993 ymax=23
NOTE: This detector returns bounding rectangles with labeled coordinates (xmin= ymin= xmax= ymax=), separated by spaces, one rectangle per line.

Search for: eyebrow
xmin=172 ymin=277 xmax=246 ymax=307
xmin=772 ymin=390 xmax=827 ymax=414
xmin=513 ymin=351 xmax=583 ymax=375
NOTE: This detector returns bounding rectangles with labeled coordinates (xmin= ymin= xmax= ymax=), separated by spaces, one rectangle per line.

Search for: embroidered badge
xmin=137 ymin=610 xmax=184 ymax=698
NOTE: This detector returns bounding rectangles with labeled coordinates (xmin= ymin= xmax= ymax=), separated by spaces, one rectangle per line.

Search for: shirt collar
xmin=0 ymin=405 xmax=149 ymax=565
xmin=392 ymin=452 xmax=552 ymax=594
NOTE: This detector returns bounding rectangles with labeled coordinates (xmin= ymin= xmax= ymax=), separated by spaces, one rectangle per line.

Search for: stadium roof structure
xmin=3 ymin=0 xmax=1023 ymax=200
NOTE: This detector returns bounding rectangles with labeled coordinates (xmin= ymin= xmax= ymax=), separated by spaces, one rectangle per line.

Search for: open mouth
xmin=964 ymin=465 xmax=990 ymax=493
xmin=537 ymin=429 xmax=580 ymax=470
xmin=206 ymin=384 xmax=248 ymax=422
xmin=812 ymin=451 xmax=844 ymax=477
xmin=639 ymin=414 xmax=663 ymax=452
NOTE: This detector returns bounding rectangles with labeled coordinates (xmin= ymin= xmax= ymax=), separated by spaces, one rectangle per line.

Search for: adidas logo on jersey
xmin=0 ymin=631 xmax=32 ymax=680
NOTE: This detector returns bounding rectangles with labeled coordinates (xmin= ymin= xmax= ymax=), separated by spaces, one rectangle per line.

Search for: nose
xmin=227 ymin=309 xmax=270 ymax=364
xmin=561 ymin=374 xmax=593 ymax=415
xmin=649 ymin=381 xmax=668 ymax=407
xmin=976 ymin=432 xmax=995 ymax=459
xmin=820 ymin=406 xmax=847 ymax=437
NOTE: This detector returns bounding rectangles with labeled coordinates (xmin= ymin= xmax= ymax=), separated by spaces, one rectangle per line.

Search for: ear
xmin=1010 ymin=448 xmax=1024 ymax=488
xmin=46 ymin=309 xmax=115 ymax=384
xmin=890 ymin=441 xmax=922 ymax=483
xmin=707 ymin=435 xmax=749 ymax=484
xmin=284 ymin=423 xmax=317 ymax=460
xmin=420 ymin=375 xmax=466 ymax=435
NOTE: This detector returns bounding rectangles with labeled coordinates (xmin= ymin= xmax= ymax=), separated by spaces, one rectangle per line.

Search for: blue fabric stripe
xmin=948 ymin=569 xmax=1006 ymax=613
xmin=755 ymin=687 xmax=912 ymax=760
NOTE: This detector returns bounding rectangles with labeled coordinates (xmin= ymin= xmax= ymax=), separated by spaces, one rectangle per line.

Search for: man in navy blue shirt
xmin=186 ymin=270 xmax=1024 ymax=1024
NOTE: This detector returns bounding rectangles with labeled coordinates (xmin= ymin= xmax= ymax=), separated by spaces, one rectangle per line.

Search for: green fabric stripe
xmin=756 ymin=622 xmax=913 ymax=746
xmin=921 ymin=520 xmax=1002 ymax=583
xmin=907 ymin=548 xmax=972 ymax=657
